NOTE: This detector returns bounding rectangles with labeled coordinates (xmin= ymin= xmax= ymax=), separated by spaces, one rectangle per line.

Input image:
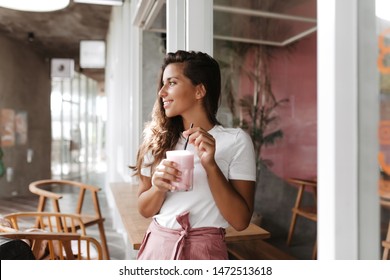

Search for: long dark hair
xmin=131 ymin=50 xmax=221 ymax=176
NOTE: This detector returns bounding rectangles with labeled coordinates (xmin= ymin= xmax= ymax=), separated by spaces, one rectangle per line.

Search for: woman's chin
xmin=164 ymin=110 xmax=179 ymax=118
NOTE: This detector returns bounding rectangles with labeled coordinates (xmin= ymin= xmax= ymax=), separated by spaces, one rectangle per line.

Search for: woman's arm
xmin=137 ymin=160 xmax=181 ymax=218
xmin=184 ymin=127 xmax=255 ymax=231
xmin=137 ymin=175 xmax=165 ymax=218
xmin=206 ymin=163 xmax=255 ymax=231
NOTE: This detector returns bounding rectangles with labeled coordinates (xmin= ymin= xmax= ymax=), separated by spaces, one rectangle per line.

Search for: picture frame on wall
xmin=0 ymin=108 xmax=15 ymax=147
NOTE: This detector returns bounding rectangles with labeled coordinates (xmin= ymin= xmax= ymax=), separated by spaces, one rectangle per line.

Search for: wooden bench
xmin=228 ymin=239 xmax=296 ymax=260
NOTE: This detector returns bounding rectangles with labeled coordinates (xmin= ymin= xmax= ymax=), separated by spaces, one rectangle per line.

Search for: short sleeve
xmin=140 ymin=151 xmax=154 ymax=177
xmin=229 ymin=129 xmax=256 ymax=181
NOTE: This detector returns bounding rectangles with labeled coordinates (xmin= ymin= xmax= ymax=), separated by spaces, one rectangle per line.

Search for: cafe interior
xmin=0 ymin=0 xmax=388 ymax=260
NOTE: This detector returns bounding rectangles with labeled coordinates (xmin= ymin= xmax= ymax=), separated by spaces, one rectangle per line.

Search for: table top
xmin=109 ymin=182 xmax=270 ymax=250
xmin=287 ymin=177 xmax=317 ymax=187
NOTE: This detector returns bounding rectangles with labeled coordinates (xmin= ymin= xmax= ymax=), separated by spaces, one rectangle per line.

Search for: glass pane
xmin=147 ymin=0 xmax=317 ymax=47
xmin=213 ymin=0 xmax=316 ymax=46
xmin=88 ymin=79 xmax=98 ymax=172
xmin=214 ymin=0 xmax=315 ymax=17
xmin=72 ymin=75 xmax=80 ymax=104
xmin=377 ymin=6 xmax=390 ymax=260
xmin=51 ymin=81 xmax=63 ymax=177
xmin=51 ymin=72 xmax=105 ymax=179
xmin=96 ymin=95 xmax=107 ymax=172
xmin=141 ymin=0 xmax=317 ymax=259
xmin=62 ymin=79 xmax=71 ymax=102
xmin=79 ymin=75 xmax=87 ymax=173
xmin=213 ymin=2 xmax=317 ymax=259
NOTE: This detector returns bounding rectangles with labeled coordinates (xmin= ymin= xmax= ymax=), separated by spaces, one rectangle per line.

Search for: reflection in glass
xmin=51 ymin=73 xmax=106 ymax=179
xmin=376 ymin=2 xmax=390 ymax=259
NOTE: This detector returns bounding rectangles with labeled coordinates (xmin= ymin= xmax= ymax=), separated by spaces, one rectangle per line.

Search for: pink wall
xmin=240 ymin=33 xmax=317 ymax=180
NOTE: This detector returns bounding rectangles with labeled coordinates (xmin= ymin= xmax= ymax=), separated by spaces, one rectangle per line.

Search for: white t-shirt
xmin=141 ymin=125 xmax=256 ymax=229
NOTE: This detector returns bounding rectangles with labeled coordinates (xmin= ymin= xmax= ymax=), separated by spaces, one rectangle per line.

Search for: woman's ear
xmin=195 ymin=84 xmax=206 ymax=100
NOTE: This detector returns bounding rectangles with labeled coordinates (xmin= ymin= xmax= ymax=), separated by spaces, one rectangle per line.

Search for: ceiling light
xmin=376 ymin=0 xmax=390 ymax=21
xmin=0 ymin=0 xmax=70 ymax=12
xmin=74 ymin=0 xmax=123 ymax=6
xmin=80 ymin=40 xmax=106 ymax=69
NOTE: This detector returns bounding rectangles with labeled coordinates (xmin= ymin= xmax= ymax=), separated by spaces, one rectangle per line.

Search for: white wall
xmin=317 ymin=0 xmax=379 ymax=259
xmin=105 ymin=1 xmax=142 ymax=188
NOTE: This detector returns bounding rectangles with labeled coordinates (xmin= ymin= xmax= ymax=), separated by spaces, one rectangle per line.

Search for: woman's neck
xmin=182 ymin=117 xmax=214 ymax=131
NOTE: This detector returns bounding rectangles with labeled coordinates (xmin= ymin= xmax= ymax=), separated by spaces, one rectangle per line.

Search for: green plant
xmin=238 ymin=91 xmax=288 ymax=170
xmin=233 ymin=45 xmax=289 ymax=174
xmin=217 ymin=43 xmax=289 ymax=175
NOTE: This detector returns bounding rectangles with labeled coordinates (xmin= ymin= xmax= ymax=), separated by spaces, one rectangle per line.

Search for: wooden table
xmin=110 ymin=182 xmax=270 ymax=250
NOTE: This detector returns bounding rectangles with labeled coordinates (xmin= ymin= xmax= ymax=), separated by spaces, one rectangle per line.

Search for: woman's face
xmin=158 ymin=63 xmax=199 ymax=118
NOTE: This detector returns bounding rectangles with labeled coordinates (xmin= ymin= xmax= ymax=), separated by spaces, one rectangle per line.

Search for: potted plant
xmin=218 ymin=43 xmax=289 ymax=178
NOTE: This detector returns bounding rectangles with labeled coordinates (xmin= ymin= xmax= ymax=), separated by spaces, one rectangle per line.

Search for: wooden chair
xmin=4 ymin=211 xmax=88 ymax=234
xmin=0 ymin=232 xmax=103 ymax=260
xmin=2 ymin=211 xmax=103 ymax=259
xmin=28 ymin=179 xmax=110 ymax=259
xmin=286 ymin=177 xmax=317 ymax=259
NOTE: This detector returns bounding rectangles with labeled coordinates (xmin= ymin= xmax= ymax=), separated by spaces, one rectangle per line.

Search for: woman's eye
xmin=169 ymin=81 xmax=175 ymax=86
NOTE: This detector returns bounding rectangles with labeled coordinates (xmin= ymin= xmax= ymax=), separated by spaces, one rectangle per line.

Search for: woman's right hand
xmin=151 ymin=159 xmax=181 ymax=192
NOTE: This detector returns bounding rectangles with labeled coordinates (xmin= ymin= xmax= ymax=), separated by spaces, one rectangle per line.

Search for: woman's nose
xmin=158 ymin=86 xmax=167 ymax=98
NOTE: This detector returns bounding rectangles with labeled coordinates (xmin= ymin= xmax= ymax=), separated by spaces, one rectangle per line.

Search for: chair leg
xmin=287 ymin=210 xmax=298 ymax=246
xmin=383 ymin=221 xmax=390 ymax=260
xmin=312 ymin=239 xmax=317 ymax=260
xmin=382 ymin=242 xmax=390 ymax=260
xmin=98 ymin=222 xmax=110 ymax=260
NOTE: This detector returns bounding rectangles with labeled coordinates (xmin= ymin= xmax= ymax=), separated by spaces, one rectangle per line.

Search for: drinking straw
xmin=183 ymin=123 xmax=194 ymax=150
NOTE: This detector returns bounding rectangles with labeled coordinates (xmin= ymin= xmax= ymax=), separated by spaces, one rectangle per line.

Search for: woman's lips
xmin=163 ymin=100 xmax=173 ymax=108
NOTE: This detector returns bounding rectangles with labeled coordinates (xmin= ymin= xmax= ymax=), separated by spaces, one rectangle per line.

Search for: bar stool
xmin=286 ymin=177 xmax=317 ymax=259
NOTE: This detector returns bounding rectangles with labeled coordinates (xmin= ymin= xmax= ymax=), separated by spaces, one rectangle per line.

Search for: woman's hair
xmin=130 ymin=50 xmax=221 ymax=176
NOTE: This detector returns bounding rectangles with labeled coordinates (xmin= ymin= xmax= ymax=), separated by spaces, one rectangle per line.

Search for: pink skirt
xmin=137 ymin=211 xmax=228 ymax=260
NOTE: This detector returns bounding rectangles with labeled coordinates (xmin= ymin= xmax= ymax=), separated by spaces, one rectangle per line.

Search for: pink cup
xmin=166 ymin=150 xmax=194 ymax=192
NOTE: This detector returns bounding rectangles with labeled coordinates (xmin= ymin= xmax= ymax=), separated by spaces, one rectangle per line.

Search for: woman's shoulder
xmin=213 ymin=126 xmax=255 ymax=166
xmin=213 ymin=125 xmax=252 ymax=142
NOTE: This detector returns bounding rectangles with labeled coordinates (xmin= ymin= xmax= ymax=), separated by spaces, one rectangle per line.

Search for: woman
xmin=131 ymin=50 xmax=256 ymax=260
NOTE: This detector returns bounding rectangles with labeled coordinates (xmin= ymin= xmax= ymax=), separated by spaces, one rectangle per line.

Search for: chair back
xmin=27 ymin=179 xmax=110 ymax=259
xmin=0 ymin=232 xmax=103 ymax=260
xmin=4 ymin=212 xmax=87 ymax=235
xmin=29 ymin=179 xmax=103 ymax=217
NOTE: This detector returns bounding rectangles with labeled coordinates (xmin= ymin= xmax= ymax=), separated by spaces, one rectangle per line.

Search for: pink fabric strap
xmin=171 ymin=211 xmax=191 ymax=259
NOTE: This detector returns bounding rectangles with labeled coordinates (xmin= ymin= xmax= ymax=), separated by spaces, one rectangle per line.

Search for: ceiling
xmin=0 ymin=1 xmax=112 ymax=83
xmin=0 ymin=0 xmax=316 ymax=84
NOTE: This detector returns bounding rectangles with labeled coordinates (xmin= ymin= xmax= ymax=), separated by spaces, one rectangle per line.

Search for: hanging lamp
xmin=0 ymin=0 xmax=70 ymax=12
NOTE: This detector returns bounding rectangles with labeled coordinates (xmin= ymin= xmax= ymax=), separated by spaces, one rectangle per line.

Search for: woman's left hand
xmin=183 ymin=126 xmax=216 ymax=168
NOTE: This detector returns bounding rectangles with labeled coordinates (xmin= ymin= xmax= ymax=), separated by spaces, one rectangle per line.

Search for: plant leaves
xmin=263 ymin=130 xmax=284 ymax=146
